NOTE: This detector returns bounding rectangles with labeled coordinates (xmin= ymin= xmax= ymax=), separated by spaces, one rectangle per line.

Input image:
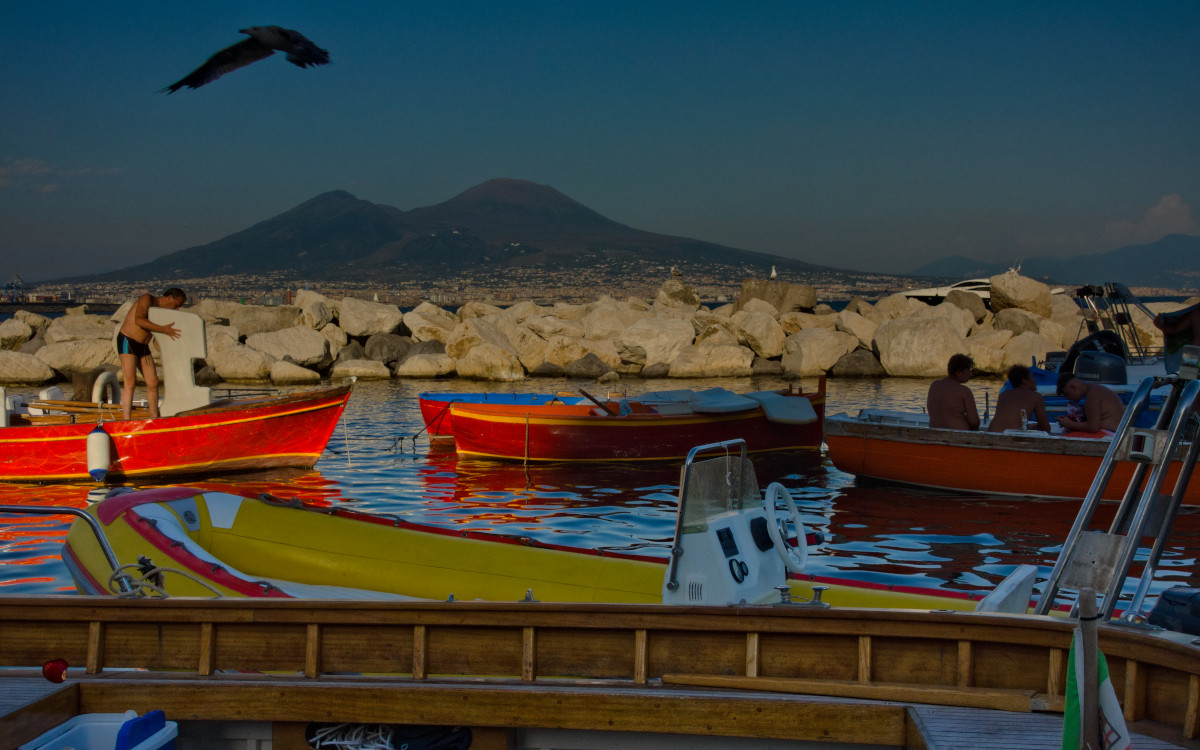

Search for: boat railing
xmin=1074 ymin=282 xmax=1166 ymax=361
xmin=1032 ymin=369 xmax=1200 ymax=621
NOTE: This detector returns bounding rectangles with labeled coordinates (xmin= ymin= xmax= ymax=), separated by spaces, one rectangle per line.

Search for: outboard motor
xmin=1073 ymin=351 xmax=1127 ymax=385
xmin=1061 ymin=330 xmax=1126 ymax=375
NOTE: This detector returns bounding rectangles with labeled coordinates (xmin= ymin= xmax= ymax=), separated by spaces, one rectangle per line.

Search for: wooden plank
xmin=305 ymin=623 xmax=320 ymax=679
xmin=413 ymin=624 xmax=427 ymax=679
xmin=75 ymin=679 xmax=908 ymax=745
xmin=1187 ymin=674 xmax=1199 ymax=739
xmin=634 ymin=629 xmax=646 ymax=685
xmin=1125 ymin=658 xmax=1146 ymax=722
xmin=1048 ymin=647 xmax=1065 ymax=697
xmin=746 ymin=631 xmax=759 ymax=678
xmin=522 ymin=626 xmax=535 ymax=682
xmin=661 ymin=674 xmax=1038 ymax=712
xmin=199 ymin=621 xmax=214 ymax=676
xmin=86 ymin=620 xmax=103 ymax=674
xmin=858 ymin=634 xmax=871 ymax=682
xmin=957 ymin=640 xmax=972 ymax=687
xmin=0 ymin=680 xmax=78 ymax=750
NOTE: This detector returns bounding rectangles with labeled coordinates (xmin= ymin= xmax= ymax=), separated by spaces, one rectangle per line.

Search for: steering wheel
xmin=763 ymin=482 xmax=808 ymax=573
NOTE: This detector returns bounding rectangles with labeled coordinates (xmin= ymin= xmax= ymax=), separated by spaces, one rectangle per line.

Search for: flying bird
xmin=161 ymin=26 xmax=330 ymax=93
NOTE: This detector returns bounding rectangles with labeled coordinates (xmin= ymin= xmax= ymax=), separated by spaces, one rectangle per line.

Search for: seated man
xmin=927 ymin=353 xmax=980 ymax=430
xmin=988 ymin=364 xmax=1051 ymax=433
xmin=1055 ymin=373 xmax=1124 ymax=436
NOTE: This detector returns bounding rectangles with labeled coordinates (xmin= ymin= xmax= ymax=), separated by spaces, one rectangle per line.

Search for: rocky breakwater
xmin=0 ymin=272 xmax=1186 ymax=387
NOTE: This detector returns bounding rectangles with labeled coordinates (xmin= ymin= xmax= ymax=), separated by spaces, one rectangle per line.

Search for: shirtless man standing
xmin=927 ymin=353 xmax=980 ymax=430
xmin=987 ymin=364 xmax=1051 ymax=433
xmin=117 ymin=288 xmax=186 ymax=419
xmin=1055 ymin=373 xmax=1124 ymax=435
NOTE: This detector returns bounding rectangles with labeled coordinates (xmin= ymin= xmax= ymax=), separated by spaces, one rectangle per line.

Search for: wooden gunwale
xmin=2 ymin=597 xmax=1199 ymax=747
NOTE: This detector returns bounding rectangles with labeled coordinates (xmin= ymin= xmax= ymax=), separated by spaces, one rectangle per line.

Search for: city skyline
xmin=3 ymin=3 xmax=1199 ymax=282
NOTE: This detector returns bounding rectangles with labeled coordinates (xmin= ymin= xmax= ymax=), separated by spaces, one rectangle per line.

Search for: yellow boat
xmin=60 ymin=440 xmax=985 ymax=610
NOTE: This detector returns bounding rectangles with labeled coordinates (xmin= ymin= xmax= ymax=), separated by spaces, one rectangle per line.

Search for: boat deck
xmin=0 ymin=673 xmax=1191 ymax=750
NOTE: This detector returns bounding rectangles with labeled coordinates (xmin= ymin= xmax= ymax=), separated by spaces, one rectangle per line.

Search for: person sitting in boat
xmin=927 ymin=353 xmax=980 ymax=430
xmin=1054 ymin=373 xmax=1123 ymax=437
xmin=117 ymin=288 xmax=186 ymax=420
xmin=987 ymin=364 xmax=1051 ymax=433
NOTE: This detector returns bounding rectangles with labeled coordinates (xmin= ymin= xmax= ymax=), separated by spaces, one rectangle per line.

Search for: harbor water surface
xmin=2 ymin=375 xmax=1198 ymax=605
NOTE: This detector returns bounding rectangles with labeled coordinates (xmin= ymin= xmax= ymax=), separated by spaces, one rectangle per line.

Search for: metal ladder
xmin=1075 ymin=282 xmax=1163 ymax=360
xmin=1033 ymin=375 xmax=1200 ymax=620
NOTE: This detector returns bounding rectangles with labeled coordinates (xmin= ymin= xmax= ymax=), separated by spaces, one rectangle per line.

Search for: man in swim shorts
xmin=117 ymin=288 xmax=186 ymax=419
xmin=1054 ymin=373 xmax=1124 ymax=437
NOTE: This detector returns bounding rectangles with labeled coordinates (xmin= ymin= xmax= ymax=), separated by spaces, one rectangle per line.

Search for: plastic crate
xmin=20 ymin=710 xmax=178 ymax=750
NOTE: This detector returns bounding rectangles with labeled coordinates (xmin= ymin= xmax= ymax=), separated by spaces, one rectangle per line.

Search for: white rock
xmin=229 ymin=305 xmax=304 ymax=337
xmin=330 ymin=358 xmax=392 ymax=380
xmin=15 ymin=310 xmax=52 ymax=334
xmin=0 ymin=350 xmax=57 ymax=384
xmin=990 ymin=271 xmax=1052 ymax=317
xmin=913 ymin=302 xmax=974 ymax=339
xmin=211 ymin=344 xmax=274 ymax=381
xmin=1001 ymin=331 xmax=1056 ymax=370
xmin=835 ymin=309 xmax=878 ymax=349
xmin=394 ymin=353 xmax=457 ymax=378
xmin=206 ymin=324 xmax=240 ymax=356
xmin=339 ymin=297 xmax=404 ymax=337
xmin=668 ymin=344 xmax=754 ymax=377
xmin=780 ymin=329 xmax=859 ymax=377
xmin=872 ymin=293 xmax=928 ymax=321
xmin=445 ymin=318 xmax=518 ymax=360
xmin=735 ymin=311 xmax=785 ymax=358
xmin=523 ymin=315 xmax=584 ymax=339
xmin=0 ymin=318 xmax=33 ymax=350
xmin=270 ymin=360 xmax=321 ymax=384
xmin=616 ymin=317 xmax=695 ymax=367
xmin=581 ymin=304 xmax=634 ymax=340
xmin=44 ymin=315 xmax=115 ymax=344
xmin=404 ymin=309 xmax=455 ymax=343
xmin=245 ymin=326 xmax=331 ymax=368
xmin=455 ymin=343 xmax=526 ymax=381
xmin=456 ymin=301 xmax=505 ymax=321
xmin=35 ymin=340 xmax=118 ymax=373
xmin=552 ymin=302 xmax=591 ymax=321
xmin=294 ymin=289 xmax=334 ymax=330
xmin=503 ymin=300 xmax=546 ymax=323
xmin=873 ymin=317 xmax=965 ymax=377
xmin=780 ymin=311 xmax=837 ymax=334
xmin=189 ymin=298 xmax=247 ymax=324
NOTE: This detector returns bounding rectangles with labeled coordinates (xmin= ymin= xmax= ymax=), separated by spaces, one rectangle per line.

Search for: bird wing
xmin=279 ymin=28 xmax=331 ymax=68
xmin=160 ymin=37 xmax=276 ymax=93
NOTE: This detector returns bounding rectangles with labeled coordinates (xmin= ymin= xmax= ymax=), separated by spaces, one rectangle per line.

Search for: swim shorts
xmin=116 ymin=332 xmax=152 ymax=358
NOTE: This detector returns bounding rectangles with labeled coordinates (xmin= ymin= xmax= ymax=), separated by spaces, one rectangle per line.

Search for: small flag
xmin=1062 ymin=628 xmax=1132 ymax=749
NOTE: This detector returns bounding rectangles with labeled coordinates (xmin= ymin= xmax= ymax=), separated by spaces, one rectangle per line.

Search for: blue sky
xmin=3 ymin=2 xmax=1199 ymax=281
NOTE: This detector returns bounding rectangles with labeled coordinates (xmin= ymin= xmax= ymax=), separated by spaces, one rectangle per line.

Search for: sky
xmin=3 ymin=2 xmax=1200 ymax=282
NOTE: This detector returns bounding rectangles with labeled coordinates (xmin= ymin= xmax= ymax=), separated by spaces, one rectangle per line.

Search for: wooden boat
xmin=447 ymin=381 xmax=826 ymax=462
xmin=0 ymin=308 xmax=352 ymax=483
xmin=418 ymin=390 xmax=585 ymax=439
xmin=825 ymin=408 xmax=1200 ymax=506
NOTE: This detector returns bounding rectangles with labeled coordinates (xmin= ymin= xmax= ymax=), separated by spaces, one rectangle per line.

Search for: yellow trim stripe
xmin=454 ymin=411 xmax=757 ymax=428
xmin=456 ymin=446 xmax=821 ymax=462
xmin=4 ymin=451 xmax=322 ymax=481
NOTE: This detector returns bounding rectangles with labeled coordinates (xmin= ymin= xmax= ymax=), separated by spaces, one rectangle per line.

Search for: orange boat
xmin=448 ymin=382 xmax=826 ymax=462
xmin=825 ymin=409 xmax=1200 ymax=506
xmin=0 ymin=308 xmax=352 ymax=483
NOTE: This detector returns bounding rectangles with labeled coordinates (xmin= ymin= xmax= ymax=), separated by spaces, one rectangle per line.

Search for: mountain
xmin=910 ymin=234 xmax=1200 ymax=289
xmin=89 ymin=179 xmax=828 ymax=282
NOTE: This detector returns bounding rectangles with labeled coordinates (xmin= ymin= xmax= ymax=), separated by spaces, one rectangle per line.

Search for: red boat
xmin=0 ymin=307 xmax=352 ymax=483
xmin=447 ymin=381 xmax=826 ymax=462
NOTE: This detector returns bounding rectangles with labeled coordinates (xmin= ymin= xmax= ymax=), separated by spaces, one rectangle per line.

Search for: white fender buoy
xmin=92 ymin=371 xmax=120 ymax=405
xmin=87 ymin=423 xmax=111 ymax=482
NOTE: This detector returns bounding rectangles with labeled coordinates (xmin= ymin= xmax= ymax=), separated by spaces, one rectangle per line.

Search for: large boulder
xmin=270 ymin=360 xmax=321 ymax=384
xmin=668 ymin=344 xmax=755 ymax=377
xmin=14 ymin=310 xmax=51 ymax=335
xmin=189 ymin=298 xmax=246 ymax=325
xmin=404 ymin=306 xmax=456 ymax=343
xmin=0 ymin=350 xmax=57 ymax=384
xmin=564 ymin=353 xmax=614 ymax=379
xmin=945 ymin=289 xmax=988 ymax=322
xmin=992 ymin=308 xmax=1042 ymax=336
xmin=0 ymin=318 xmax=33 ymax=350
xmin=229 ymin=305 xmax=304 ymax=337
xmin=990 ymin=271 xmax=1052 ymax=317
xmin=339 ymin=297 xmax=404 ymax=337
xmin=653 ymin=279 xmax=701 ymax=312
xmin=364 ymin=333 xmax=412 ymax=365
xmin=1001 ymin=331 xmax=1056 ymax=370
xmin=446 ymin=318 xmax=518 ymax=360
xmin=523 ymin=315 xmax=584 ymax=339
xmin=35 ymin=340 xmax=118 ymax=373
xmin=245 ymin=326 xmax=331 ymax=368
xmin=873 ymin=317 xmax=965 ymax=377
xmin=456 ymin=301 xmax=505 ymax=321
xmin=294 ymin=289 xmax=335 ymax=330
xmin=965 ymin=330 xmax=1012 ymax=375
xmin=734 ymin=311 xmax=785 ymax=358
xmin=394 ymin=353 xmax=456 ymax=378
xmin=210 ymin=344 xmax=273 ymax=381
xmin=780 ymin=329 xmax=858 ymax=377
xmin=581 ymin=303 xmax=635 ymax=340
xmin=513 ymin=327 xmax=550 ymax=371
xmin=503 ymin=300 xmax=546 ymax=323
xmin=912 ymin=303 xmax=974 ymax=339
xmin=736 ymin=280 xmax=816 ymax=313
xmin=44 ymin=315 xmax=114 ymax=344
xmin=835 ymin=309 xmax=877 ymax=349
xmin=830 ymin=349 xmax=887 ymax=377
xmin=455 ymin=344 xmax=525 ymax=382
xmin=616 ymin=317 xmax=695 ymax=367
xmin=779 ymin=311 xmax=837 ymax=334
xmin=331 ymin=358 xmax=392 ymax=380
xmin=206 ymin=324 xmax=240 ymax=356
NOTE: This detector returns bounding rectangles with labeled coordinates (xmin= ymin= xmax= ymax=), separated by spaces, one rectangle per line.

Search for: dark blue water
xmin=2 ymin=375 xmax=1198 ymax=606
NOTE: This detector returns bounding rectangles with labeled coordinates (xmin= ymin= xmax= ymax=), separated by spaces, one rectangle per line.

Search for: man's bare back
xmin=1056 ymin=376 xmax=1124 ymax=434
xmin=927 ymin=355 xmax=980 ymax=431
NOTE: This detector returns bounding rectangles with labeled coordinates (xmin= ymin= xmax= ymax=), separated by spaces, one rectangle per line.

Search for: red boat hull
xmin=449 ymin=390 xmax=825 ymax=462
xmin=0 ymin=384 xmax=352 ymax=482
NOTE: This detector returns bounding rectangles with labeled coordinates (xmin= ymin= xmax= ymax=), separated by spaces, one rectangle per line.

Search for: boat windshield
xmin=676 ymin=446 xmax=760 ymax=534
